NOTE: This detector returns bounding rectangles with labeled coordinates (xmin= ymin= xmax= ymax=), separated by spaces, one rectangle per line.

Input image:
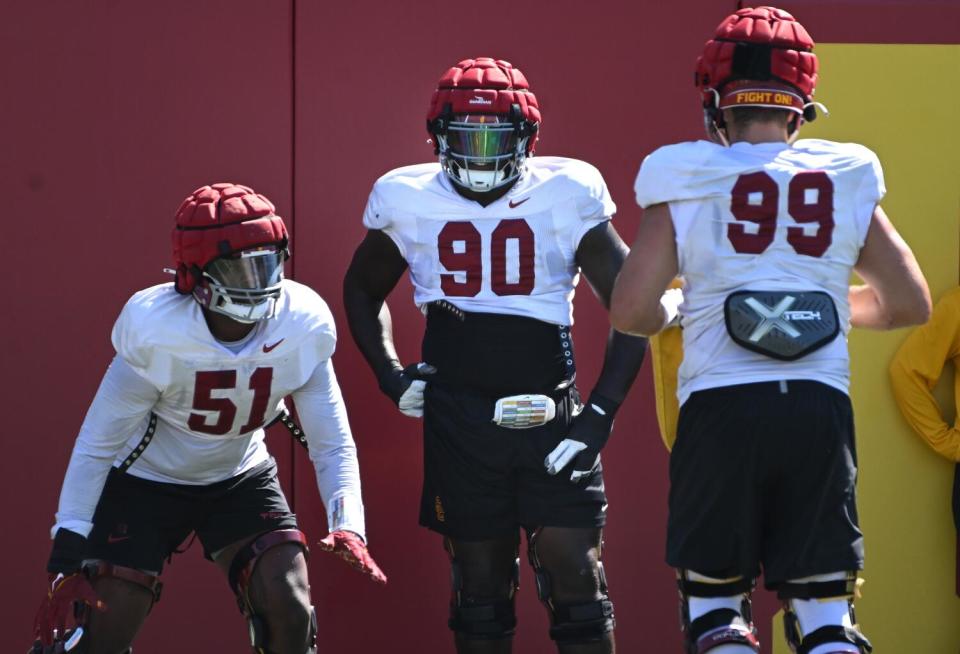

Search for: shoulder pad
xmin=528 ymin=157 xmax=616 ymax=221
xmin=111 ymin=283 xmax=185 ymax=382
xmin=635 ymin=141 xmax=724 ymax=208
xmin=363 ymin=164 xmax=442 ymax=230
xmin=276 ymin=280 xmax=337 ymax=359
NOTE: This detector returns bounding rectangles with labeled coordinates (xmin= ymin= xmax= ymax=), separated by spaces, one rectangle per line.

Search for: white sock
xmin=788 ymin=572 xmax=860 ymax=654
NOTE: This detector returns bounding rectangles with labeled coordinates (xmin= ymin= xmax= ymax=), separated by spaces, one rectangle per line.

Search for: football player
xmin=610 ymin=6 xmax=930 ymax=654
xmin=343 ymin=58 xmax=651 ymax=653
xmin=32 ymin=183 xmax=385 ymax=654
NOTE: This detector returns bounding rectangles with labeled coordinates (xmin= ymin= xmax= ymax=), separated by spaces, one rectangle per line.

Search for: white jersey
xmin=363 ymin=157 xmax=616 ymax=325
xmin=635 ymin=139 xmax=884 ymax=404
xmin=54 ymin=280 xmax=366 ymax=540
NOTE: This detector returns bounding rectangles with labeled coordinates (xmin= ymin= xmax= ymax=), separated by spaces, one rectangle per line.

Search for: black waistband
xmin=422 ymin=302 xmax=574 ymax=396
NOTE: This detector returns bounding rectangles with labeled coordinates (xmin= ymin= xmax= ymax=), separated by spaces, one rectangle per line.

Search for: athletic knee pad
xmin=227 ymin=529 xmax=312 ymax=654
xmin=677 ymin=570 xmax=760 ymax=653
xmin=527 ymin=529 xmax=615 ymax=645
xmin=445 ymin=540 xmax=519 ymax=640
xmin=778 ymin=572 xmax=872 ymax=654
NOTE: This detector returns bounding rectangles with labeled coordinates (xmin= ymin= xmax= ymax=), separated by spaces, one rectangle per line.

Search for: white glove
xmin=379 ymin=363 xmax=436 ymax=418
xmin=398 ymin=379 xmax=429 ymax=417
xmin=660 ymin=287 xmax=684 ymax=328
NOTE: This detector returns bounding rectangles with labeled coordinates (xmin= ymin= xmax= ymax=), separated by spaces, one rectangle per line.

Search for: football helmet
xmin=695 ymin=6 xmax=820 ymax=140
xmin=172 ymin=183 xmax=289 ymax=323
xmin=427 ymin=57 xmax=541 ymax=192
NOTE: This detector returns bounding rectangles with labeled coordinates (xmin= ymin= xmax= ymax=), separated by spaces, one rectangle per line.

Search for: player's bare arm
xmin=343 ymin=230 xmax=435 ymax=417
xmin=343 ymin=229 xmax=408 ymax=376
xmin=610 ymin=203 xmax=680 ymax=336
xmin=850 ymin=205 xmax=931 ymax=329
xmin=575 ymin=220 xmax=649 ymax=407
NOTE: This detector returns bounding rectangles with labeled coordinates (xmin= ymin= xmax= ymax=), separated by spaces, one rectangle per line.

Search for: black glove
xmin=544 ymin=393 xmax=618 ymax=484
xmin=377 ymin=362 xmax=436 ymax=417
xmin=46 ymin=529 xmax=88 ymax=576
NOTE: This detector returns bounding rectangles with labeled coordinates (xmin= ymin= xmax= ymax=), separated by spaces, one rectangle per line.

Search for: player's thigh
xmin=446 ymin=532 xmax=521 ymax=598
xmin=248 ymin=542 xmax=311 ymax=614
xmin=84 ymin=576 xmax=155 ymax=654
xmin=529 ymin=527 xmax=605 ymax=601
xmin=213 ymin=537 xmax=313 ymax=648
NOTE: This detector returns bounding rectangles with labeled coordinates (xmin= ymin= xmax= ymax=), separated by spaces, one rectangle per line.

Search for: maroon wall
xmin=5 ymin=1 xmax=958 ymax=652
xmin=4 ymin=3 xmax=293 ymax=651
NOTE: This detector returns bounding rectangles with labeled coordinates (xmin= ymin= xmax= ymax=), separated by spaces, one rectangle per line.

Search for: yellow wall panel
xmin=772 ymin=44 xmax=960 ymax=653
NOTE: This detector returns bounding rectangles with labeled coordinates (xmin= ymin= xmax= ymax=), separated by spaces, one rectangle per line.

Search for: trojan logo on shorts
xmin=434 ymin=496 xmax=446 ymax=522
xmin=724 ymin=290 xmax=840 ymax=361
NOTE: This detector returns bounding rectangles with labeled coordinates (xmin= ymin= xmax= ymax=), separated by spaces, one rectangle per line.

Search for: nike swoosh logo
xmin=263 ymin=339 xmax=284 ymax=353
xmin=107 ymin=535 xmax=130 ymax=544
xmin=508 ymin=198 xmax=530 ymax=209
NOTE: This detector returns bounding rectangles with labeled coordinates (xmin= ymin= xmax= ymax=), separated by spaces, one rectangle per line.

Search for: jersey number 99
xmin=728 ymin=171 xmax=835 ymax=257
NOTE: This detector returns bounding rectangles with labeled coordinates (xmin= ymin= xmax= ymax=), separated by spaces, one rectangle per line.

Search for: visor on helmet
xmin=201 ymin=248 xmax=284 ymax=323
xmin=438 ymin=114 xmax=526 ymax=192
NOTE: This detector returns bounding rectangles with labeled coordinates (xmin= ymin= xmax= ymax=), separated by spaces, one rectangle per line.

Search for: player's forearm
xmin=848 ymin=285 xmax=886 ymax=329
xmin=848 ymin=284 xmax=927 ymax=329
xmin=294 ymin=360 xmax=368 ymax=539
xmin=343 ymin=276 xmax=403 ymax=378
xmin=53 ymin=357 xmax=158 ymax=536
xmin=588 ymin=328 xmax=648 ymax=407
xmin=54 ymin=448 xmax=117 ymax=537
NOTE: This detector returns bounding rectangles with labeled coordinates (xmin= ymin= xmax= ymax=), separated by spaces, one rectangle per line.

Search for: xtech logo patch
xmin=434 ymin=496 xmax=446 ymax=522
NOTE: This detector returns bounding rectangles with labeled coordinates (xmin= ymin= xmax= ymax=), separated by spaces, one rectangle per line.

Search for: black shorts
xmin=420 ymin=384 xmax=607 ymax=540
xmin=86 ymin=458 xmax=297 ymax=573
xmin=666 ymin=380 xmax=864 ymax=588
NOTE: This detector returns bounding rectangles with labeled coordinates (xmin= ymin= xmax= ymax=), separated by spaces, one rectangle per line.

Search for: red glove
xmin=32 ymin=573 xmax=106 ymax=649
xmin=317 ymin=531 xmax=387 ymax=585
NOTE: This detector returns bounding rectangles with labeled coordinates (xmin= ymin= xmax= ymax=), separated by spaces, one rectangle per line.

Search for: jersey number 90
xmin=728 ymin=171 xmax=834 ymax=258
xmin=438 ymin=219 xmax=535 ymax=296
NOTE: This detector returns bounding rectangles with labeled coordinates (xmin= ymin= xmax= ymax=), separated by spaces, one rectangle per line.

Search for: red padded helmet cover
xmin=427 ymin=57 xmax=541 ymax=153
xmin=696 ymin=6 xmax=818 ymax=105
xmin=171 ymin=183 xmax=288 ymax=293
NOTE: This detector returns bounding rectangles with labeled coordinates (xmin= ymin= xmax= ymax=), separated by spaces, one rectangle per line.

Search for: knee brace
xmin=86 ymin=561 xmax=163 ymax=606
xmin=228 ymin=529 xmax=316 ymax=654
xmin=445 ymin=539 xmax=519 ymax=640
xmin=677 ymin=570 xmax=760 ymax=653
xmin=527 ymin=529 xmax=615 ymax=645
xmin=778 ymin=572 xmax=872 ymax=654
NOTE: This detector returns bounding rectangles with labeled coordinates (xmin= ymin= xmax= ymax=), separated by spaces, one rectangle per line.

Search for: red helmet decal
xmin=696 ymin=6 xmax=818 ymax=108
xmin=171 ymin=183 xmax=288 ymax=294
xmin=427 ymin=57 xmax=541 ymax=154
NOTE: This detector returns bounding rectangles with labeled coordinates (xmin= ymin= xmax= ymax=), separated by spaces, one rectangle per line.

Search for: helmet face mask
xmin=171 ymin=183 xmax=289 ymax=325
xmin=437 ymin=114 xmax=528 ymax=192
xmin=199 ymin=247 xmax=285 ymax=324
xmin=426 ymin=57 xmax=541 ymax=195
